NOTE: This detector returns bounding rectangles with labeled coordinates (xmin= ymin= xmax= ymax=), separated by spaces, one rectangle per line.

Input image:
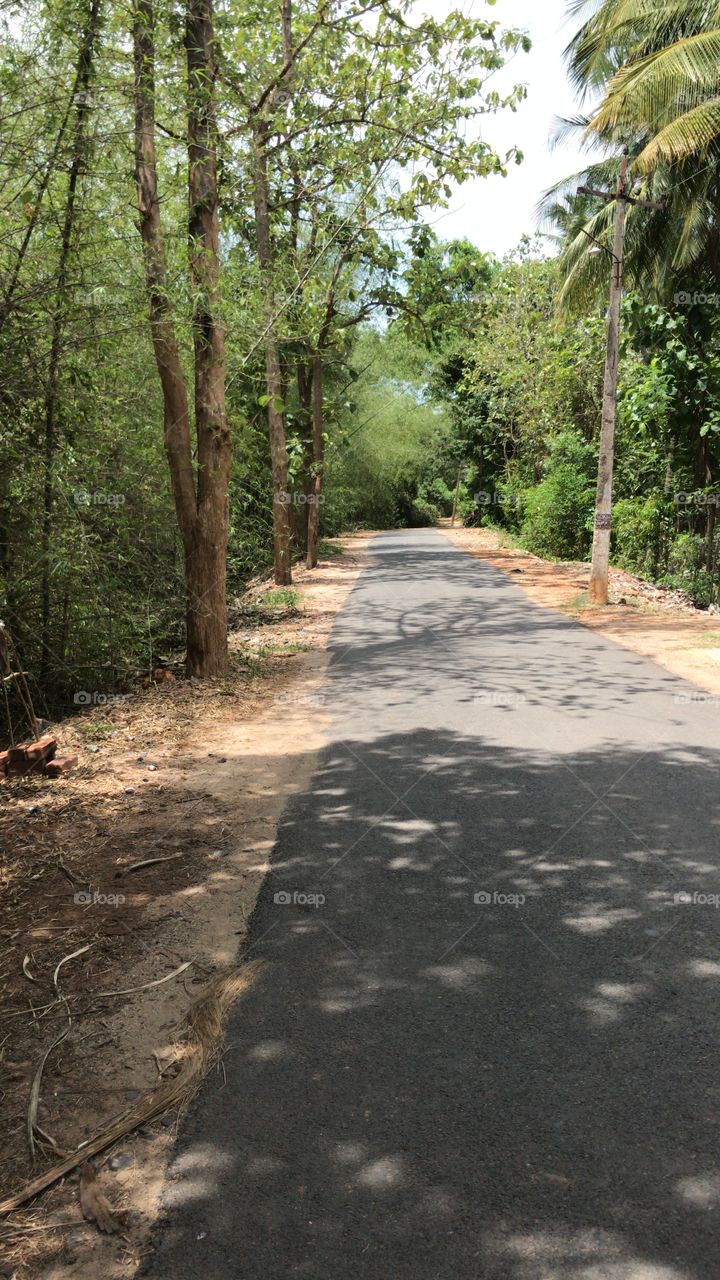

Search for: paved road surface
xmin=145 ymin=529 xmax=720 ymax=1280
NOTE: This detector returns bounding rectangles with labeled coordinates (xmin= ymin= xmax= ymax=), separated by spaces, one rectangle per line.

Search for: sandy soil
xmin=442 ymin=525 xmax=720 ymax=700
xmin=0 ymin=535 xmax=374 ymax=1280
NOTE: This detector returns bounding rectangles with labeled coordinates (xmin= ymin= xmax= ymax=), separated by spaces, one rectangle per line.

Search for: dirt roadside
xmin=0 ymin=535 xmax=374 ymax=1280
xmin=442 ymin=525 xmax=720 ymax=699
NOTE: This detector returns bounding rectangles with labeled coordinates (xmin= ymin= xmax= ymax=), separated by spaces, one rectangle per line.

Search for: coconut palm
xmin=570 ymin=0 xmax=720 ymax=170
xmin=539 ymin=1 xmax=720 ymax=310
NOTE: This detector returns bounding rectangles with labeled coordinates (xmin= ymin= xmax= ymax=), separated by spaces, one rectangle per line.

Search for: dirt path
xmin=442 ymin=525 xmax=720 ymax=701
xmin=0 ymin=535 xmax=373 ymax=1279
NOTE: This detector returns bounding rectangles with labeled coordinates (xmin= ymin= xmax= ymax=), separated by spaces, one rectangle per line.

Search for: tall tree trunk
xmin=39 ymin=0 xmax=101 ymax=682
xmin=296 ymin=358 xmax=313 ymax=553
xmin=186 ymin=0 xmax=231 ymax=672
xmin=306 ymin=353 xmax=324 ymax=569
xmin=133 ymin=0 xmax=230 ymax=678
xmin=252 ymin=118 xmax=291 ymax=585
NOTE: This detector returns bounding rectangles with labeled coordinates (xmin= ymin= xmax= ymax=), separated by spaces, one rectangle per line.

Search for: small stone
xmin=109 ymin=1151 xmax=133 ymax=1171
xmin=67 ymin=1229 xmax=90 ymax=1248
xmin=125 ymin=1088 xmax=140 ymax=1101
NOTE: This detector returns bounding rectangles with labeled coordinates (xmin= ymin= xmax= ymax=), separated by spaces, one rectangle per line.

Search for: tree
xmin=132 ymin=0 xmax=231 ymax=677
xmin=570 ymin=0 xmax=720 ymax=171
xmin=539 ymin=1 xmax=720 ymax=312
xmin=222 ymin=0 xmax=528 ymax=582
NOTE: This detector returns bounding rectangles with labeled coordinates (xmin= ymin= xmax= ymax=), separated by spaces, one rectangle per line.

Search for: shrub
xmin=612 ymin=495 xmax=673 ymax=580
xmin=520 ymin=464 xmax=594 ymax=560
xmin=408 ymin=497 xmax=440 ymax=527
xmin=660 ymin=533 xmax=716 ymax=607
xmin=418 ymin=477 xmax=454 ymax=516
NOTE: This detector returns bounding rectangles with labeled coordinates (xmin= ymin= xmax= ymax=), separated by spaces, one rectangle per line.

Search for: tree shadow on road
xmin=146 ymin=726 xmax=720 ymax=1280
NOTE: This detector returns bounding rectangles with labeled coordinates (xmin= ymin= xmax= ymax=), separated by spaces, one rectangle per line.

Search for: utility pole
xmin=578 ymin=147 xmax=663 ymax=604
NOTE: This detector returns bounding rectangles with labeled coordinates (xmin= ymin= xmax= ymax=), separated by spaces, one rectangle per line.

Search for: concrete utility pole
xmin=578 ymin=147 xmax=663 ymax=605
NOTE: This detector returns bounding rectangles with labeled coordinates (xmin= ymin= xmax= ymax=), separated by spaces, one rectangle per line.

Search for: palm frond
xmin=590 ymin=29 xmax=720 ymax=140
xmin=634 ymin=97 xmax=720 ymax=166
xmin=565 ymin=1 xmax=720 ymax=100
xmin=549 ymin=113 xmax=595 ymax=151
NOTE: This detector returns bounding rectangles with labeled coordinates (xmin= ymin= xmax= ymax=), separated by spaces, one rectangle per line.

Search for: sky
xmin=418 ymin=0 xmax=592 ymax=256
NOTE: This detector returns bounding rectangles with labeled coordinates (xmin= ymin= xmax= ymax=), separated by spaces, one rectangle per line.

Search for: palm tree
xmin=570 ymin=0 xmax=720 ymax=171
xmin=538 ymin=1 xmax=720 ymax=311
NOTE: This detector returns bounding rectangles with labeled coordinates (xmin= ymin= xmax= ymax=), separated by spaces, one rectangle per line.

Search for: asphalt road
xmin=145 ymin=529 xmax=720 ymax=1280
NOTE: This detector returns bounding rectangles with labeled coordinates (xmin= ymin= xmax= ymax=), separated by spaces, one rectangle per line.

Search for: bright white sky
xmin=417 ymin=0 xmax=591 ymax=256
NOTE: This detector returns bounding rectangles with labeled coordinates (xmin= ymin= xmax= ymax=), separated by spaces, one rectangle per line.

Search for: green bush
xmin=418 ymin=477 xmax=454 ymax=515
xmin=612 ymin=495 xmax=672 ymax=579
xmin=520 ymin=464 xmax=594 ymax=560
xmin=408 ymin=497 xmax=440 ymax=527
xmin=660 ymin=533 xmax=716 ymax=607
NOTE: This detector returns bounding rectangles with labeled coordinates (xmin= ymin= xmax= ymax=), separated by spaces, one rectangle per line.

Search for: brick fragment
xmin=45 ymin=755 xmax=78 ymax=778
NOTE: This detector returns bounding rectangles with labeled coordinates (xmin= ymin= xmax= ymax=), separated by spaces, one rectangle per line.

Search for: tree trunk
xmin=306 ymin=353 xmax=324 ymax=569
xmin=589 ymin=150 xmax=629 ymax=606
xmin=296 ymin=359 xmax=313 ymax=553
xmin=252 ymin=118 xmax=291 ymax=584
xmin=40 ymin=0 xmax=101 ymax=682
xmin=186 ymin=0 xmax=231 ymax=673
xmin=133 ymin=0 xmax=230 ymax=677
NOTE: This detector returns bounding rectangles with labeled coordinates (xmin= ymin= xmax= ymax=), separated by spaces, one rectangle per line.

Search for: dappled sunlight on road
xmin=146 ymin=532 xmax=720 ymax=1280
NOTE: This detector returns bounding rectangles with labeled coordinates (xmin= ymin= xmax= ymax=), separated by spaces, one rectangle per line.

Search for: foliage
xmin=0 ymin=0 xmax=528 ymax=714
xmin=518 ymin=432 xmax=596 ymax=561
xmin=322 ymin=328 xmax=453 ymax=531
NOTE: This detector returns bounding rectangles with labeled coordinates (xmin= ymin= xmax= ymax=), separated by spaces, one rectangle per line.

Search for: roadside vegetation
xmin=333 ymin=0 xmax=720 ymax=612
xmin=0 ymin=0 xmax=527 ymax=716
xmin=5 ymin=0 xmax=720 ymax=722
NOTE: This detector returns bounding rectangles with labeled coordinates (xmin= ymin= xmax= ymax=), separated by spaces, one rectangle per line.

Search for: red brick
xmin=8 ymin=735 xmax=57 ymax=775
xmin=45 ymin=755 xmax=78 ymax=778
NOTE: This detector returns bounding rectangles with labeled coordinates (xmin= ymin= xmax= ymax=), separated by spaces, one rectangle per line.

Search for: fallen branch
xmin=27 ymin=1028 xmax=69 ymax=1167
xmin=53 ymin=945 xmax=90 ymax=996
xmin=0 ymin=961 xmax=261 ymax=1214
xmin=115 ymin=852 xmax=186 ymax=876
xmin=56 ymin=856 xmax=87 ymax=887
xmin=90 ymin=960 xmax=191 ymax=1000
